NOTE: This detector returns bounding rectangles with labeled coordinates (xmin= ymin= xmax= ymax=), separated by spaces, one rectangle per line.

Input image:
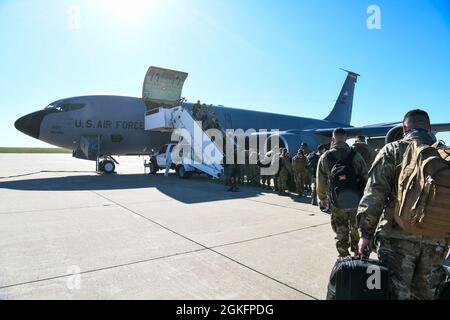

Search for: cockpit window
xmin=45 ymin=103 xmax=86 ymax=112
xmin=45 ymin=103 xmax=59 ymax=110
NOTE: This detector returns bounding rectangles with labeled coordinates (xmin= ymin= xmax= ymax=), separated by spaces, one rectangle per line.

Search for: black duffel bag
xmin=327 ymin=256 xmax=390 ymax=300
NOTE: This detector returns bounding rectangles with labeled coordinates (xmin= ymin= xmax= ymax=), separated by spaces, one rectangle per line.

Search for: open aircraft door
xmin=142 ymin=66 xmax=188 ymax=110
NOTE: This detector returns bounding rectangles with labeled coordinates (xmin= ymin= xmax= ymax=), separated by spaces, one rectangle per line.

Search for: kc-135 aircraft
xmin=15 ymin=66 xmax=450 ymax=173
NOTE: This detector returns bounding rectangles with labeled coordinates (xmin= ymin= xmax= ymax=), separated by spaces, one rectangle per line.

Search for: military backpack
xmin=328 ymin=150 xmax=365 ymax=209
xmin=307 ymin=152 xmax=319 ymax=176
xmin=395 ymin=141 xmax=450 ymax=238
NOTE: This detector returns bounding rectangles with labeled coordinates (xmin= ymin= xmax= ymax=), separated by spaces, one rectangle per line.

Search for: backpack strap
xmin=327 ymin=152 xmax=337 ymax=168
xmin=327 ymin=149 xmax=355 ymax=168
xmin=345 ymin=149 xmax=356 ymax=164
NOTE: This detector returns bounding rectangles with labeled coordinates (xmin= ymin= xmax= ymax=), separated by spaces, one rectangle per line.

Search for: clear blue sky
xmin=1 ymin=0 xmax=449 ymax=147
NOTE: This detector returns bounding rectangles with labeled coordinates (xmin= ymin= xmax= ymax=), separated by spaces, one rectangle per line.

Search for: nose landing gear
xmin=97 ymin=156 xmax=118 ymax=174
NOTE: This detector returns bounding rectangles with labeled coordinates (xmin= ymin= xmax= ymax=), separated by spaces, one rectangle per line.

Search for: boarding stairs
xmin=145 ymin=106 xmax=224 ymax=179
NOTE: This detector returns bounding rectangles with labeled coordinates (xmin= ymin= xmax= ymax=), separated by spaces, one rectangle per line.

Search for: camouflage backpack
xmin=437 ymin=143 xmax=450 ymax=161
xmin=292 ymin=154 xmax=307 ymax=172
xmin=395 ymin=141 xmax=450 ymax=238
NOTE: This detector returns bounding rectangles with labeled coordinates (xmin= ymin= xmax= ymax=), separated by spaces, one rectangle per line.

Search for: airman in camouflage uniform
xmin=258 ymin=151 xmax=274 ymax=189
xmin=249 ymin=150 xmax=260 ymax=186
xmin=226 ymin=147 xmax=241 ymax=192
xmin=317 ymin=128 xmax=368 ymax=257
xmin=260 ymin=175 xmax=268 ymax=188
xmin=278 ymin=148 xmax=292 ymax=195
xmin=357 ymin=110 xmax=449 ymax=300
xmin=300 ymin=143 xmax=312 ymax=191
xmin=272 ymin=148 xmax=282 ymax=192
xmin=308 ymin=144 xmax=326 ymax=205
xmin=192 ymin=100 xmax=201 ymax=121
xmin=352 ymin=136 xmax=377 ymax=170
xmin=300 ymin=142 xmax=310 ymax=157
xmin=292 ymin=149 xmax=308 ymax=196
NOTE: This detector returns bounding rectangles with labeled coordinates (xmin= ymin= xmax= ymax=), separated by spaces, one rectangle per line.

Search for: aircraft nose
xmin=14 ymin=110 xmax=47 ymax=139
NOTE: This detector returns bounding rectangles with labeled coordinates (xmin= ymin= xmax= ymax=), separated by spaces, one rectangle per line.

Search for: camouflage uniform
xmin=226 ymin=149 xmax=241 ymax=192
xmin=258 ymin=152 xmax=272 ymax=189
xmin=192 ymin=102 xmax=201 ymax=121
xmin=278 ymin=154 xmax=292 ymax=194
xmin=245 ymin=150 xmax=256 ymax=186
xmin=301 ymin=145 xmax=312 ymax=190
xmin=260 ymin=174 xmax=267 ymax=187
xmin=292 ymin=151 xmax=308 ymax=195
xmin=250 ymin=164 xmax=260 ymax=186
xmin=357 ymin=130 xmax=448 ymax=299
xmin=307 ymin=152 xmax=320 ymax=205
xmin=242 ymin=150 xmax=250 ymax=185
xmin=257 ymin=151 xmax=275 ymax=189
xmin=272 ymin=151 xmax=281 ymax=191
xmin=227 ymin=164 xmax=240 ymax=192
xmin=317 ymin=141 xmax=368 ymax=257
xmin=352 ymin=141 xmax=377 ymax=170
xmin=300 ymin=144 xmax=310 ymax=157
xmin=223 ymin=165 xmax=232 ymax=186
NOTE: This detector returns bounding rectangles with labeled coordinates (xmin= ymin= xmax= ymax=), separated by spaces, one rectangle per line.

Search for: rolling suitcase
xmin=327 ymin=256 xmax=390 ymax=300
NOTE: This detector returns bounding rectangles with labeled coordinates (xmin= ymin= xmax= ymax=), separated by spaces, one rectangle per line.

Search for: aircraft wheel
xmin=101 ymin=160 xmax=115 ymax=174
xmin=177 ymin=165 xmax=192 ymax=179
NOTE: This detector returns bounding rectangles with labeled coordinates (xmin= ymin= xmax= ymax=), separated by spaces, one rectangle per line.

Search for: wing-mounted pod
xmin=142 ymin=66 xmax=188 ymax=110
xmin=385 ymin=125 xmax=404 ymax=144
xmin=260 ymin=130 xmax=319 ymax=154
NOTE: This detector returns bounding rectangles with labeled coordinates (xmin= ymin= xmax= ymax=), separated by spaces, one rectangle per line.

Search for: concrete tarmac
xmin=0 ymin=154 xmax=339 ymax=300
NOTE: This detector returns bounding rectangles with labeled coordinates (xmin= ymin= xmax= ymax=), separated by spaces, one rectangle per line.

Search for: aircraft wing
xmin=431 ymin=123 xmax=450 ymax=133
xmin=306 ymin=122 xmax=450 ymax=139
xmin=308 ymin=125 xmax=394 ymax=138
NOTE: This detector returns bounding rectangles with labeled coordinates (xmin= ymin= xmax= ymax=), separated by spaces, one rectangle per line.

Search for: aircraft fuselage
xmin=15 ymin=95 xmax=343 ymax=157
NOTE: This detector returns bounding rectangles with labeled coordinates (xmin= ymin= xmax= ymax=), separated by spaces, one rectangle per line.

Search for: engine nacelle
xmin=385 ymin=125 xmax=404 ymax=144
xmin=267 ymin=131 xmax=320 ymax=155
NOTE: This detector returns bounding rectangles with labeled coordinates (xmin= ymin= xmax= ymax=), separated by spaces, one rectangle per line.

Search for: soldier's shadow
xmin=0 ymin=173 xmax=265 ymax=204
xmin=286 ymin=191 xmax=316 ymax=205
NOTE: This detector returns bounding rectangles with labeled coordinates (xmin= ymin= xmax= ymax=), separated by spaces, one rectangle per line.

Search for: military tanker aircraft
xmin=15 ymin=66 xmax=450 ymax=173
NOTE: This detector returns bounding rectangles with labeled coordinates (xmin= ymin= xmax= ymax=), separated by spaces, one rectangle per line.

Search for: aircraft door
xmin=142 ymin=66 xmax=188 ymax=109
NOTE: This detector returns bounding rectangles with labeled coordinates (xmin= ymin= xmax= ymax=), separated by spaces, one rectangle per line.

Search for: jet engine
xmin=265 ymin=131 xmax=321 ymax=155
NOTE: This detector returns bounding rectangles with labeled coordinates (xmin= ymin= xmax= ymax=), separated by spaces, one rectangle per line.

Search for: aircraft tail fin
xmin=324 ymin=69 xmax=360 ymax=126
